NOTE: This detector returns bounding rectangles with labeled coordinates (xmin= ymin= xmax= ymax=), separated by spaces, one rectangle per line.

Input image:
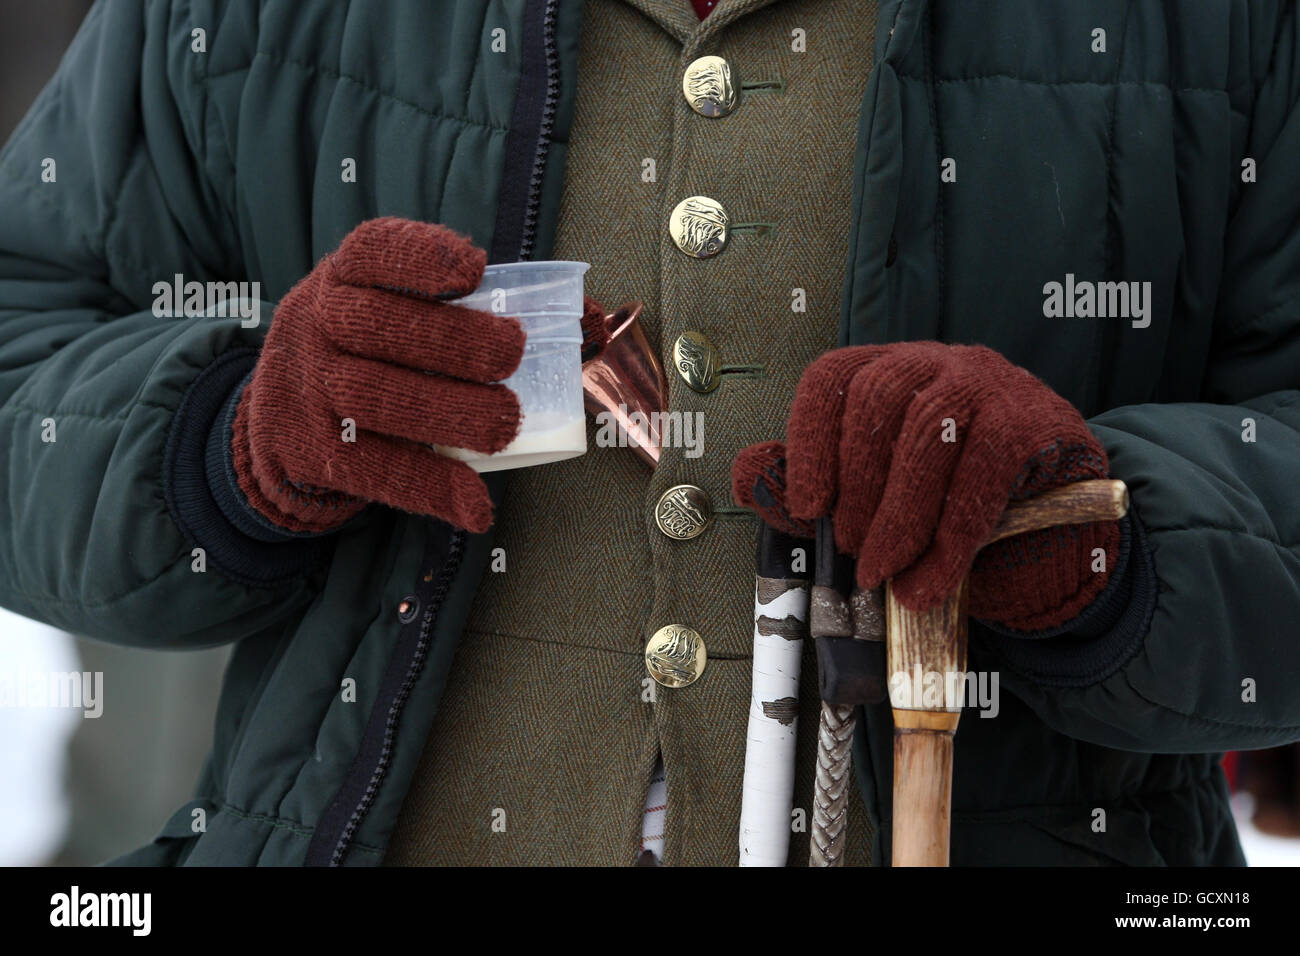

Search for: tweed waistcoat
xmin=388 ymin=0 xmax=878 ymax=866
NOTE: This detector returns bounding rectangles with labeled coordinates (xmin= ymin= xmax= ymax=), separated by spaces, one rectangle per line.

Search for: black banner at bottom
xmin=0 ymin=864 xmax=1277 ymax=942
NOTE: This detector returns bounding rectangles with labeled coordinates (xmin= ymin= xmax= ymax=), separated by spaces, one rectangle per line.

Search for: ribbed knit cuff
xmin=972 ymin=508 xmax=1158 ymax=688
xmin=162 ymin=349 xmax=334 ymax=588
xmin=204 ymin=371 xmax=328 ymax=543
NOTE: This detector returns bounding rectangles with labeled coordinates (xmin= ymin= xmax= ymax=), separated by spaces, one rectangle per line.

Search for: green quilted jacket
xmin=1 ymin=0 xmax=1298 ymax=865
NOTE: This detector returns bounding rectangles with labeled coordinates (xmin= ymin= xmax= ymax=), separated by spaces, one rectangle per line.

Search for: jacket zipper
xmin=318 ymin=0 xmax=562 ymax=866
xmin=327 ymin=528 xmax=466 ymax=865
xmin=518 ymin=0 xmax=560 ymax=261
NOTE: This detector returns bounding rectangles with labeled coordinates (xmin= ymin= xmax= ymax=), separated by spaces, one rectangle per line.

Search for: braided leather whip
xmin=810 ymin=702 xmax=857 ymax=866
xmin=809 ymin=583 xmax=884 ymax=867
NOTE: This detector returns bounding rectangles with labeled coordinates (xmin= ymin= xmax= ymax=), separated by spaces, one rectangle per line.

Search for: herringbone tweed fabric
xmin=387 ymin=0 xmax=878 ymax=866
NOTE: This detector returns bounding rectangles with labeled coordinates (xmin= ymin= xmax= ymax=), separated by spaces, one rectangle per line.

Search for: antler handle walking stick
xmin=887 ymin=478 xmax=1130 ymax=866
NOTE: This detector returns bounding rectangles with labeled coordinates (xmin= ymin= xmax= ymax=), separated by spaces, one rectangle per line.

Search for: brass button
xmin=683 ymin=55 xmax=738 ymax=117
xmin=669 ymin=196 xmax=728 ymax=258
xmin=655 ymin=484 xmax=713 ymax=540
xmin=645 ymin=624 xmax=707 ymax=687
xmin=672 ymin=331 xmax=721 ymax=393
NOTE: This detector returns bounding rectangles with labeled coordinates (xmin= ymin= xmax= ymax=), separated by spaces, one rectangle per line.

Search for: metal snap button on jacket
xmin=669 ymin=196 xmax=728 ymax=258
xmin=655 ymin=484 xmax=713 ymax=540
xmin=645 ymin=624 xmax=707 ymax=687
xmin=672 ymin=331 xmax=721 ymax=392
xmin=683 ymin=55 xmax=738 ymax=117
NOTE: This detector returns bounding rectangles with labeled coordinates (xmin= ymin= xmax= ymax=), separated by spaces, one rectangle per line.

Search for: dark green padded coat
xmin=0 ymin=0 xmax=1297 ymax=865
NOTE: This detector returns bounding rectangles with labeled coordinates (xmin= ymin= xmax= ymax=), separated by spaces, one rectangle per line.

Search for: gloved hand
xmin=232 ymin=217 xmax=525 ymax=535
xmin=733 ymin=342 xmax=1120 ymax=631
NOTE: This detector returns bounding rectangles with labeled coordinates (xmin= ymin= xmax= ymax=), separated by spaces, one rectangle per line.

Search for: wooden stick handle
xmin=887 ymin=479 xmax=1129 ymax=867
xmin=887 ymin=580 xmax=967 ymax=867
xmin=891 ymin=711 xmax=959 ymax=867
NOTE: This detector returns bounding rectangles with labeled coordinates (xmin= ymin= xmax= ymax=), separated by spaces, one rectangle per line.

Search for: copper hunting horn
xmin=886 ymin=477 xmax=1130 ymax=866
xmin=581 ymin=301 xmax=666 ymax=466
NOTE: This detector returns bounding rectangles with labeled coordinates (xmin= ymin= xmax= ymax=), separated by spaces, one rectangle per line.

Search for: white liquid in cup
xmin=438 ymin=414 xmax=587 ymax=473
xmin=433 ymin=261 xmax=590 ymax=473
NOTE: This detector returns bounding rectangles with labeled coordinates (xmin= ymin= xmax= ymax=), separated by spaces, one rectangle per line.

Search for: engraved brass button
xmin=672 ymin=331 xmax=721 ymax=393
xmin=655 ymin=484 xmax=713 ymax=540
xmin=645 ymin=624 xmax=707 ymax=687
xmin=683 ymin=55 xmax=738 ymax=117
xmin=670 ymin=196 xmax=729 ymax=258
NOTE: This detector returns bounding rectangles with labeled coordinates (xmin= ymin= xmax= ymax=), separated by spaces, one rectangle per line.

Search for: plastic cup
xmin=434 ymin=261 xmax=590 ymax=473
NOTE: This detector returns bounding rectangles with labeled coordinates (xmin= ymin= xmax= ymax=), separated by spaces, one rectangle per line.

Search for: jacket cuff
xmin=972 ymin=508 xmax=1158 ymax=688
xmin=162 ymin=349 xmax=333 ymax=588
xmin=204 ymin=370 xmax=326 ymax=543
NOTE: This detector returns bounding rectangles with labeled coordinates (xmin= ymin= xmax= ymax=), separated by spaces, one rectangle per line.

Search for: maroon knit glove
xmin=233 ymin=217 xmax=525 ymax=535
xmin=733 ymin=343 xmax=1120 ymax=630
